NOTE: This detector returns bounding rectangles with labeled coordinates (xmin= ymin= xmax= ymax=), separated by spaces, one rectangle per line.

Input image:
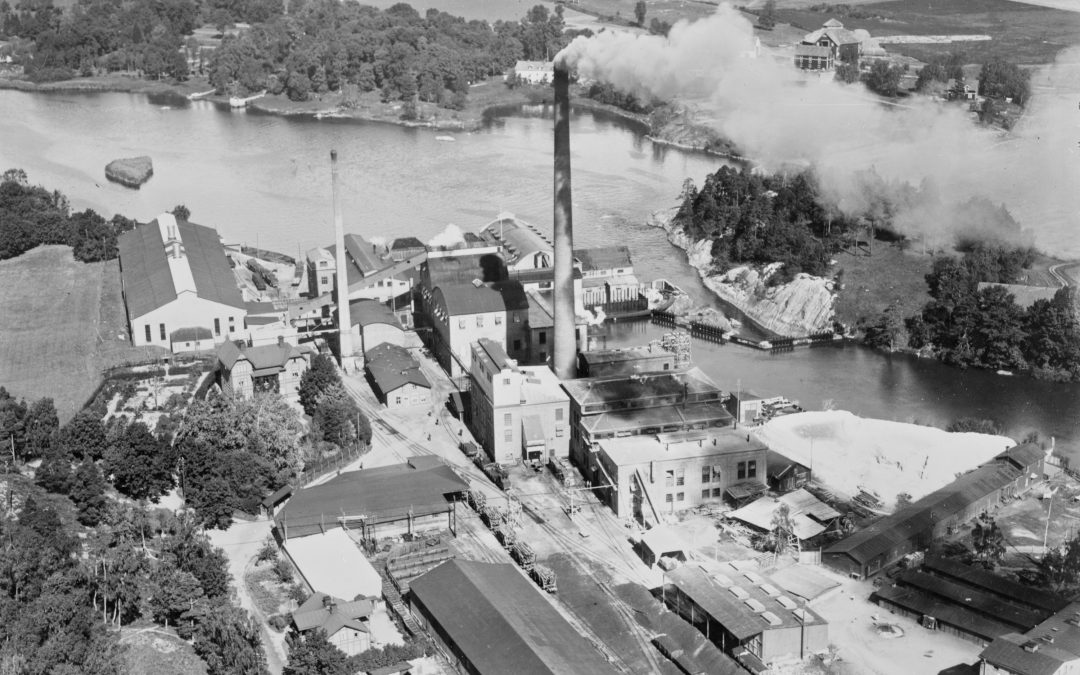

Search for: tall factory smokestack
xmin=331 ymin=150 xmax=354 ymax=365
xmin=552 ymin=61 xmax=576 ymax=380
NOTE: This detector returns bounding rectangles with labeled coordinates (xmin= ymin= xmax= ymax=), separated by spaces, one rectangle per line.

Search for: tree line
xmin=0 ymin=169 xmax=136 ymax=263
xmin=208 ymin=1 xmax=574 ymax=110
xmin=864 ymin=244 xmax=1080 ymax=380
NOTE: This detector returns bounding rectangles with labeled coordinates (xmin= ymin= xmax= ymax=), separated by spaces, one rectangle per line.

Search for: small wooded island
xmin=104 ymin=156 xmax=153 ymax=188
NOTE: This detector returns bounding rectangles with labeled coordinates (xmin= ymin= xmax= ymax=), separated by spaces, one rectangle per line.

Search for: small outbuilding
xmin=365 ymin=342 xmax=431 ymax=409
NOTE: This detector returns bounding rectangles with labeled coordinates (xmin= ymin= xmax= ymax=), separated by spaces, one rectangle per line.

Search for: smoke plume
xmin=558 ymin=5 xmax=1080 ymax=254
xmin=428 ymin=223 xmax=466 ymax=249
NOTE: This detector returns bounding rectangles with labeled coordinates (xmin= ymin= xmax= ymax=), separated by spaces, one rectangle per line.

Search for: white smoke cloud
xmin=428 ymin=223 xmax=467 ymax=249
xmin=559 ymin=6 xmax=1080 ymax=254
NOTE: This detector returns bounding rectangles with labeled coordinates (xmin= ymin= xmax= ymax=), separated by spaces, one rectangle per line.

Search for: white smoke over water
xmin=558 ymin=5 xmax=1080 ymax=254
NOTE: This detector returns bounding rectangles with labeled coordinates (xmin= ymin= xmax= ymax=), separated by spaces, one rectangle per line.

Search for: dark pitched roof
xmin=409 ymin=560 xmax=619 ymax=675
xmin=350 ymin=299 xmax=401 ymax=329
xmin=292 ymin=592 xmax=375 ymax=635
xmin=795 ymin=44 xmax=832 ymax=57
xmin=922 ymin=555 xmax=1067 ymax=614
xmin=278 ymin=459 xmax=468 ymax=538
xmin=434 ymin=280 xmax=529 ymax=316
xmin=575 ymin=246 xmax=632 ymax=272
xmin=424 ymin=252 xmax=507 ymax=287
xmin=217 ymin=341 xmax=305 ymax=371
xmin=391 ymin=237 xmax=425 ymax=251
xmin=245 ymin=300 xmax=278 ymax=315
xmin=365 ymin=342 xmax=430 ymax=395
xmin=824 ymin=462 xmax=1021 ymax=565
xmin=118 ymin=223 xmax=176 ymax=318
xmin=897 ymin=570 xmax=1046 ymax=630
xmin=874 ymin=584 xmax=1016 ymax=643
xmin=996 ymin=443 xmax=1047 ymax=471
xmin=980 ymin=632 xmax=1079 ymax=675
xmin=178 ymin=221 xmax=246 ymax=310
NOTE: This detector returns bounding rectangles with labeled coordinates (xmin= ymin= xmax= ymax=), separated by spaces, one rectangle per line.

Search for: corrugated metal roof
xmin=410 ymin=560 xmax=619 ymax=675
xmin=349 ymin=299 xmax=401 ymax=329
xmin=364 ymin=342 xmax=430 ymax=396
xmin=177 ymin=221 xmax=245 ymax=310
xmin=824 ymin=462 xmax=1021 ymax=565
xmin=118 ymin=222 xmax=177 ymax=318
xmin=874 ymin=584 xmax=1015 ymax=643
xmin=575 ymin=246 xmax=633 ymax=272
xmin=898 ymin=570 xmax=1046 ymax=630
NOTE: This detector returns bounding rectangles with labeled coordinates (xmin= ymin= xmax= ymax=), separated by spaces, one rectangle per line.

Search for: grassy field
xmin=775 ymin=0 xmax=1080 ymax=64
xmin=0 ymin=246 xmax=155 ymax=423
xmin=832 ymin=241 xmax=934 ymax=329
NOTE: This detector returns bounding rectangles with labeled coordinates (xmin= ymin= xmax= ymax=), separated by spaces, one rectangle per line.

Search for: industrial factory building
xmin=663 ymin=561 xmax=829 ymax=670
xmin=429 ymin=280 xmax=531 ymax=378
xmin=408 ymin=559 xmax=619 ymax=675
xmin=824 ymin=443 xmax=1048 ymax=578
xmin=276 ymin=456 xmax=468 ymax=541
xmin=306 ymin=233 xmax=412 ymax=305
xmin=469 ymin=339 xmax=570 ymax=465
xmin=364 ymin=342 xmax=431 ymax=409
xmin=346 ymin=298 xmax=408 ymax=355
xmin=593 ymin=428 xmax=768 ymax=524
xmin=118 ymin=213 xmax=248 ymax=350
xmin=980 ymin=601 xmax=1080 ymax=675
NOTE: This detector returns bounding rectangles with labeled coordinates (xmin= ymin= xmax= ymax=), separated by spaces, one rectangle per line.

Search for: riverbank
xmin=649 ymin=207 xmax=835 ymax=337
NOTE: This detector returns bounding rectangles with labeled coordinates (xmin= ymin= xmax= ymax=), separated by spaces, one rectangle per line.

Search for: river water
xmin=1 ymin=89 xmax=1078 ymax=459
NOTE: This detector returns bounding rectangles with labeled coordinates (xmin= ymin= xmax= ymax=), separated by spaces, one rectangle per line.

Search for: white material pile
xmin=754 ymin=410 xmax=1015 ymax=509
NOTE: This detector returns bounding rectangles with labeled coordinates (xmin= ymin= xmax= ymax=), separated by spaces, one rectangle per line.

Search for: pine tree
xmin=70 ymin=460 xmax=109 ymax=526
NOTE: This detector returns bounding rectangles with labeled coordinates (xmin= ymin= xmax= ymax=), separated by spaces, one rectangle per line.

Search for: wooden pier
xmin=650 ymin=310 xmax=845 ymax=352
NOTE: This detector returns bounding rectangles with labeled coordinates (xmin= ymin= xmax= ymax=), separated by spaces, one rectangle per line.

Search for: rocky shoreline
xmin=649 ymin=208 xmax=836 ymax=337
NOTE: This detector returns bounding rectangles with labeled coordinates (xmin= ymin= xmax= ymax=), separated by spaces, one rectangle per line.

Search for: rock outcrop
xmin=650 ymin=208 xmax=836 ymax=337
xmin=105 ymin=156 xmax=153 ymax=188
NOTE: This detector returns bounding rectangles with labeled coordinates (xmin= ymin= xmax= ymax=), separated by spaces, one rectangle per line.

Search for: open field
xmin=0 ymin=246 xmax=161 ymax=423
xmin=0 ymin=246 xmax=107 ymax=422
xmin=774 ymin=0 xmax=1080 ymax=64
xmin=832 ymin=241 xmax=933 ymax=329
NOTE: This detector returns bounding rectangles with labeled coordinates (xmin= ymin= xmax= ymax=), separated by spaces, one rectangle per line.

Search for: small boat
xmin=187 ymin=89 xmax=215 ymax=100
xmin=996 ymin=370 xmax=1014 ymax=376
xmin=435 ymin=135 xmax=456 ymax=142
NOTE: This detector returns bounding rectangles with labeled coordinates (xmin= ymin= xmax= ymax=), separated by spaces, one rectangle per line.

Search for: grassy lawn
xmin=0 ymin=246 xmax=157 ymax=423
xmin=775 ymin=0 xmax=1080 ymax=64
xmin=832 ymin=241 xmax=934 ymax=328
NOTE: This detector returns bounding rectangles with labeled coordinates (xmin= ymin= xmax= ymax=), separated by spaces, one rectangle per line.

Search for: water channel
xmin=1 ymin=89 xmax=1077 ymax=459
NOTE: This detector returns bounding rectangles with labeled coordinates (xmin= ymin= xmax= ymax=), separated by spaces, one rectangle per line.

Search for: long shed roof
xmin=922 ymin=555 xmax=1067 ymax=614
xmin=410 ymin=559 xmax=619 ymax=674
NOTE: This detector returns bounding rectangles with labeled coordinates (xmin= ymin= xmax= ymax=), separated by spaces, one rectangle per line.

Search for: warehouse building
xmin=663 ymin=562 xmax=829 ymax=670
xmin=823 ymin=444 xmax=1048 ymax=579
xmin=118 ymin=213 xmax=247 ymax=350
xmin=408 ymin=559 xmax=619 ymax=674
xmin=277 ymin=456 xmax=469 ymax=540
xmin=347 ymin=299 xmax=408 ymax=355
xmin=980 ymin=601 xmax=1080 ymax=675
xmin=364 ymin=342 xmax=431 ymax=409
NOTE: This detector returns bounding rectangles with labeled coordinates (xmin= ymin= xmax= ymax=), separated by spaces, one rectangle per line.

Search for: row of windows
xmin=737 ymin=461 xmax=758 ymax=480
xmin=701 ymin=465 xmax=723 ymax=483
xmin=665 ymin=487 xmax=724 ymax=504
xmin=457 ymin=314 xmax=505 ymax=329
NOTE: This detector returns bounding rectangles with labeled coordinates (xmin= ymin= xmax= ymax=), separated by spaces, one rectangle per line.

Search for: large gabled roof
xmin=118 ymin=218 xmax=245 ymax=320
xmin=292 ymin=592 xmax=375 ymax=635
xmin=923 ymin=555 xmax=1067 ymax=614
xmin=118 ymin=222 xmax=177 ymax=318
xmin=433 ymin=280 xmax=529 ymax=316
xmin=409 ymin=559 xmax=619 ymax=674
xmin=980 ymin=632 xmax=1079 ymax=675
xmin=996 ymin=443 xmax=1047 ymax=471
xmin=349 ymin=299 xmax=401 ymax=329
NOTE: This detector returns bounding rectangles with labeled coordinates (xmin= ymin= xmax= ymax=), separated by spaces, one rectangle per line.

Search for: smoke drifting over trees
xmin=558 ymin=5 xmax=1080 ymax=254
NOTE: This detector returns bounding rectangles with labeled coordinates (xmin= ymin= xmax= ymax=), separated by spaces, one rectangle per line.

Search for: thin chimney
xmin=552 ymin=62 xmax=577 ymax=380
xmin=331 ymin=150 xmax=354 ymax=362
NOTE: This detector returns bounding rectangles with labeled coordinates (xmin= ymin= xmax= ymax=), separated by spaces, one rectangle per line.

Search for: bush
xmin=268 ymin=614 xmax=290 ymax=632
xmin=288 ymin=584 xmax=308 ymax=605
xmin=256 ymin=536 xmax=279 ymax=564
xmin=274 ymin=557 xmax=295 ymax=584
xmin=946 ymin=417 xmax=1001 ymax=435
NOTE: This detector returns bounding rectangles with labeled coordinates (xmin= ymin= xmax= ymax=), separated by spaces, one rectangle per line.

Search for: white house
xmin=510 ymin=60 xmax=554 ymax=85
xmin=118 ymin=213 xmax=247 ymax=350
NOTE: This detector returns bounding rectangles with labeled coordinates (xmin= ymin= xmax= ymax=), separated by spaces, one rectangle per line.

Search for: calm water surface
xmin=2 ymin=89 xmax=1078 ymax=459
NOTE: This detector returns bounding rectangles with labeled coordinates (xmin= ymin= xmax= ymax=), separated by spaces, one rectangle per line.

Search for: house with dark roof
xmin=824 ymin=443 xmax=1048 ymax=579
xmin=663 ymin=562 xmax=829 ymax=670
xmin=408 ymin=559 xmax=619 ymax=674
xmin=216 ymin=339 xmax=312 ymax=402
xmin=118 ymin=213 xmax=247 ymax=350
xmin=365 ymin=342 xmax=431 ymax=409
xmin=277 ymin=456 xmax=469 ymax=540
xmin=389 ymin=237 xmax=426 ymax=262
xmin=291 ymin=592 xmax=376 ymax=656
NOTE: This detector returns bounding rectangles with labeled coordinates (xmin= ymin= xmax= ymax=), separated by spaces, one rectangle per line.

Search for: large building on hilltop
xmin=118 ymin=213 xmax=247 ymax=350
xmin=795 ymin=18 xmax=862 ymax=70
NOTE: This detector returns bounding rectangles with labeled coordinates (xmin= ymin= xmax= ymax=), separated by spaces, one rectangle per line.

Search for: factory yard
xmin=812 ymin=578 xmax=982 ymax=675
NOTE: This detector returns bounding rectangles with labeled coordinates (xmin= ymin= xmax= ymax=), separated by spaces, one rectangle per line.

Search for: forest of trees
xmin=863 ymin=244 xmax=1080 ymax=380
xmin=0 ymin=169 xmax=136 ymax=262
xmin=673 ymin=166 xmax=841 ymax=285
xmin=207 ymin=1 xmax=573 ymax=108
